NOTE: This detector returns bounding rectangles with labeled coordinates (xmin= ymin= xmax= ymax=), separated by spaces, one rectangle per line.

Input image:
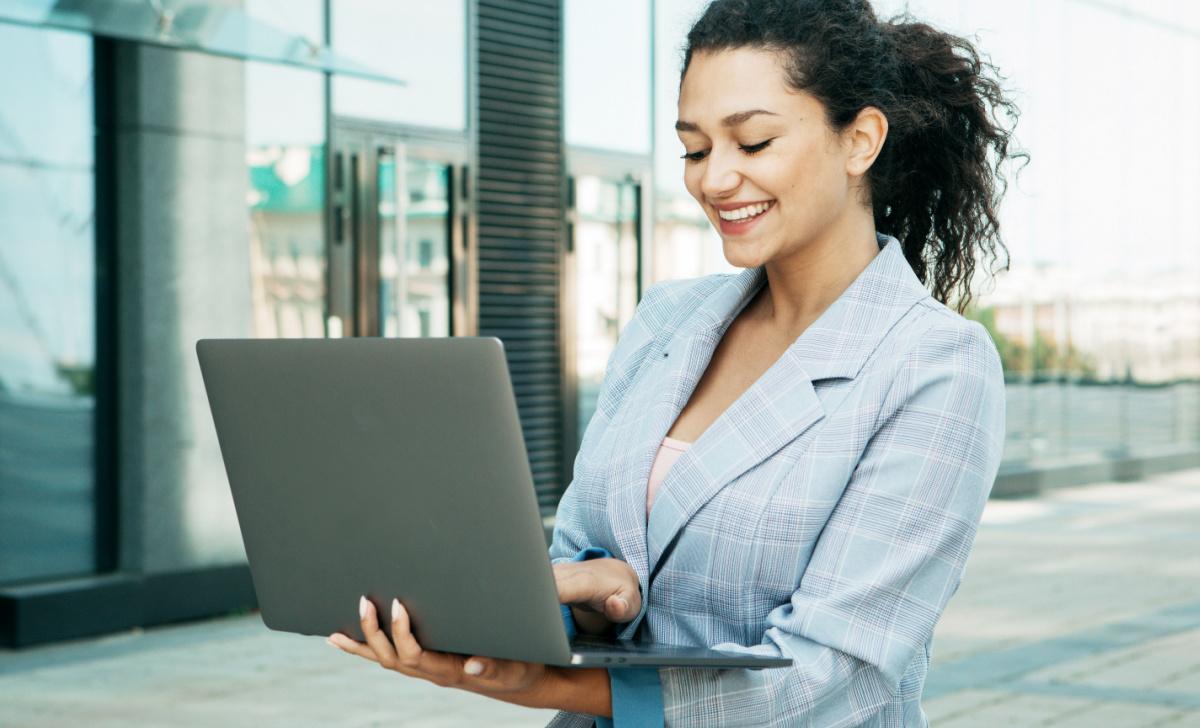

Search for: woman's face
xmin=677 ymin=47 xmax=859 ymax=269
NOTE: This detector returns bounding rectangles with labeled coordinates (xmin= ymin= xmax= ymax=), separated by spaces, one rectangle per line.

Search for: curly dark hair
xmin=682 ymin=0 xmax=1027 ymax=312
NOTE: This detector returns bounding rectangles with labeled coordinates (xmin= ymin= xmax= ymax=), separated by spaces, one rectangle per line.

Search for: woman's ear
xmin=844 ymin=106 xmax=888 ymax=177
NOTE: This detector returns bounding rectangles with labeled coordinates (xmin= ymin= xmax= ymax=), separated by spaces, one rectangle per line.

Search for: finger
xmin=553 ymin=566 xmax=603 ymax=608
xmin=359 ymin=596 xmax=400 ymax=668
xmin=327 ymin=632 xmax=379 ymax=663
xmin=389 ymin=598 xmax=423 ymax=668
xmin=390 ymin=599 xmax=464 ymax=683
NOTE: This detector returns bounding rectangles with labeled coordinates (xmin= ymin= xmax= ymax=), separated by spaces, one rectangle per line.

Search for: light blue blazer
xmin=547 ymin=233 xmax=1007 ymax=727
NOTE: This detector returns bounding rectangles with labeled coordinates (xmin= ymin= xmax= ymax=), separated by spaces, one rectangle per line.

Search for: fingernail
xmin=616 ymin=596 xmax=629 ymax=611
xmin=464 ymin=660 xmax=484 ymax=676
xmin=391 ymin=598 xmax=400 ymax=621
xmin=359 ymin=596 xmax=368 ymax=619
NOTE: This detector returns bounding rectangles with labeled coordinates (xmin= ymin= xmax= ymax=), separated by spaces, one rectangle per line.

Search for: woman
xmin=329 ymin=0 xmax=1022 ymax=724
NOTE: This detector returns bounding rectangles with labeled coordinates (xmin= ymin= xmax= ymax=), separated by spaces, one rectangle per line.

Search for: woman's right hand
xmin=552 ymin=557 xmax=642 ymax=635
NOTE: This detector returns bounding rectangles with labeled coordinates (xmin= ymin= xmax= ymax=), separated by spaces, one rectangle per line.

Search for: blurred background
xmin=0 ymin=0 xmax=1197 ymax=691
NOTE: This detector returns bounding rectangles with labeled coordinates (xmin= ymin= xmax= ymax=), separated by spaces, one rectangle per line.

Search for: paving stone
xmin=1042 ymin=700 xmax=1187 ymax=727
xmin=933 ymin=693 xmax=1094 ymax=727
xmin=921 ymin=688 xmax=1009 ymax=722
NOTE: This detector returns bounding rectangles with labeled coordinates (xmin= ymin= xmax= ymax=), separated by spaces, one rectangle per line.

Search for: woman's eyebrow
xmin=675 ymin=109 xmax=780 ymax=132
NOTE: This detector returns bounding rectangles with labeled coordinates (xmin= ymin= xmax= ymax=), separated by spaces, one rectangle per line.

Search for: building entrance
xmin=329 ymin=128 xmax=465 ymax=338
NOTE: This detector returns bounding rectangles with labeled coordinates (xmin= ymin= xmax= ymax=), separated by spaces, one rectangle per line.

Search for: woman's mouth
xmin=716 ymin=200 xmax=775 ymax=235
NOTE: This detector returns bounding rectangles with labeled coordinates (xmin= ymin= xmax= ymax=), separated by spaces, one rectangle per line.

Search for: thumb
xmin=602 ymin=590 xmax=639 ymax=622
xmin=554 ymin=567 xmax=600 ymax=606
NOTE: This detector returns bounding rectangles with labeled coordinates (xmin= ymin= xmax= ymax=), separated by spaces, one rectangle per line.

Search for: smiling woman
xmin=544 ymin=0 xmax=1022 ymax=726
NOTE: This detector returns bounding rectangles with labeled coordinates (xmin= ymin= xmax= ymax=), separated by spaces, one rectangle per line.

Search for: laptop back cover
xmin=196 ymin=337 xmax=573 ymax=666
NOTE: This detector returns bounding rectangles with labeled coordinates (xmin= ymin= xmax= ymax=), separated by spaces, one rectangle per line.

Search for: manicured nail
xmin=391 ymin=598 xmax=400 ymax=621
xmin=359 ymin=596 xmax=368 ymax=619
xmin=464 ymin=660 xmax=484 ymax=676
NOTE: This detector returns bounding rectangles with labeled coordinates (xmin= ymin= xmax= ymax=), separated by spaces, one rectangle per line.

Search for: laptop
xmin=196 ymin=337 xmax=791 ymax=669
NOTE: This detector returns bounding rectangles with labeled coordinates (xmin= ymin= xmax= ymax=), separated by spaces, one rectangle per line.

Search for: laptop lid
xmin=196 ymin=337 xmax=574 ymax=666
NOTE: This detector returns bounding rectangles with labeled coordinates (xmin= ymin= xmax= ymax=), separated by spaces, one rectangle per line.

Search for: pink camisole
xmin=647 ymin=436 xmax=691 ymax=516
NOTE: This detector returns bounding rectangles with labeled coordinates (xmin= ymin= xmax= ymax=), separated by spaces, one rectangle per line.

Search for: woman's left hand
xmin=326 ymin=596 xmax=558 ymax=709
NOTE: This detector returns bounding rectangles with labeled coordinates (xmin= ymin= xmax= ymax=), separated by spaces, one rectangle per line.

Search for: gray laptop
xmin=196 ymin=337 xmax=791 ymax=669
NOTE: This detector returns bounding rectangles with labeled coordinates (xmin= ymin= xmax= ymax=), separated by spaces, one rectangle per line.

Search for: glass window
xmin=0 ymin=25 xmax=95 ymax=584
xmin=378 ymin=153 xmax=452 ymax=337
xmin=245 ymin=62 xmax=327 ymax=338
xmin=331 ymin=0 xmax=467 ymax=129
xmin=565 ymin=0 xmax=652 ymax=153
xmin=574 ymin=176 xmax=640 ymax=439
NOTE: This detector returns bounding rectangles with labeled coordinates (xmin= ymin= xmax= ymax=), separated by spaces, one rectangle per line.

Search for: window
xmin=0 ymin=25 xmax=96 ymax=583
xmin=246 ymin=62 xmax=327 ymax=339
xmin=331 ymin=0 xmax=466 ymax=129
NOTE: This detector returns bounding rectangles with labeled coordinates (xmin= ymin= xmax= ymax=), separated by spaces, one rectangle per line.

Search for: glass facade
xmin=0 ymin=24 xmax=96 ymax=584
xmin=377 ymin=154 xmax=452 ymax=338
xmin=246 ymin=62 xmax=328 ymax=339
xmin=331 ymin=0 xmax=467 ymax=129
xmin=564 ymin=0 xmax=652 ymax=153
xmin=573 ymin=176 xmax=640 ymax=441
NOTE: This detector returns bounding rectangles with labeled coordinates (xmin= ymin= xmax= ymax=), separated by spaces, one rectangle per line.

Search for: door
xmin=329 ymin=129 xmax=464 ymax=338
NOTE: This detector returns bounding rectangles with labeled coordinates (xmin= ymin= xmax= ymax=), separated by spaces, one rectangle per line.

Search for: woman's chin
xmin=721 ymin=240 xmax=770 ymax=270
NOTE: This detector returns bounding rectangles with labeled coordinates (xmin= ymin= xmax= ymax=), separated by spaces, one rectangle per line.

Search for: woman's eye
xmin=740 ymin=139 xmax=773 ymax=154
xmin=680 ymin=139 xmax=773 ymax=162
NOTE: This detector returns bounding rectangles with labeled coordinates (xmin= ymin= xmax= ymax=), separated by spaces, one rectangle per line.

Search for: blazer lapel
xmin=603 ymin=267 xmax=765 ymax=591
xmin=644 ymin=233 xmax=931 ymax=578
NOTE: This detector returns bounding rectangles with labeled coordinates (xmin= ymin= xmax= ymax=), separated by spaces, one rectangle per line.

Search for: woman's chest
xmin=579 ymin=373 xmax=874 ymax=568
xmin=666 ymin=313 xmax=816 ymax=443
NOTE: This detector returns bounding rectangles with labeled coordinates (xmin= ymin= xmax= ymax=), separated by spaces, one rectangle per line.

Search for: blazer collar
xmin=605 ymin=233 xmax=932 ymax=607
xmin=673 ymin=232 xmax=930 ymax=382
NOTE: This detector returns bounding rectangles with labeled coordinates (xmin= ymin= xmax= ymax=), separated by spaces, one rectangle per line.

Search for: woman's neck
xmin=754 ymin=215 xmax=881 ymax=340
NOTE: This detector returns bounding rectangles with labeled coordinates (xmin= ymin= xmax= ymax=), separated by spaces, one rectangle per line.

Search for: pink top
xmin=647 ymin=436 xmax=691 ymax=515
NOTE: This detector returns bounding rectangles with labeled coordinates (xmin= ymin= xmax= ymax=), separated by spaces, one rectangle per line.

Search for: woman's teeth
xmin=718 ymin=202 xmax=772 ymax=221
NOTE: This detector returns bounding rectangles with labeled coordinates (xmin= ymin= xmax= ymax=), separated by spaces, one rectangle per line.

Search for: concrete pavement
xmin=2 ymin=468 xmax=1198 ymax=726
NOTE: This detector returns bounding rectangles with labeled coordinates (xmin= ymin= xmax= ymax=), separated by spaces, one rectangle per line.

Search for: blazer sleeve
xmin=549 ymin=278 xmax=698 ymax=564
xmin=653 ymin=319 xmax=1007 ymax=726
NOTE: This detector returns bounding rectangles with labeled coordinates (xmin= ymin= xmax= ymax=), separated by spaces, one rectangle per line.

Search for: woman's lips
xmin=716 ymin=201 xmax=775 ymax=236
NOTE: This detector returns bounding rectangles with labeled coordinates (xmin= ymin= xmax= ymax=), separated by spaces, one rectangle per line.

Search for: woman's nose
xmin=699 ymin=147 xmax=741 ymax=200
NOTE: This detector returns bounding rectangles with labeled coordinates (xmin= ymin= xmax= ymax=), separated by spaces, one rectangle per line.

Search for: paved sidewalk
xmin=2 ymin=469 xmax=1198 ymax=726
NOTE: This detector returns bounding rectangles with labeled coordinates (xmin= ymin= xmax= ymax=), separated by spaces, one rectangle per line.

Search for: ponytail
xmin=874 ymin=19 xmax=1026 ymax=311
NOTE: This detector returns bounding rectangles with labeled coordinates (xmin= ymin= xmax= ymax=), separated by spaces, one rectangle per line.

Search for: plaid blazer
xmin=547 ymin=233 xmax=1006 ymax=727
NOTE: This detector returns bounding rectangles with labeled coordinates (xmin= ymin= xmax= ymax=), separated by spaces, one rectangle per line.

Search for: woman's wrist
xmin=532 ymin=666 xmax=612 ymax=717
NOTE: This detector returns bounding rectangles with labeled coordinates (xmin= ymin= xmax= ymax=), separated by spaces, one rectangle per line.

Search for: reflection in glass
xmin=245 ymin=62 xmax=326 ymax=338
xmin=331 ymin=0 xmax=465 ymax=128
xmin=0 ymin=25 xmax=95 ymax=584
xmin=378 ymin=153 xmax=451 ymax=337
xmin=565 ymin=0 xmax=651 ymax=153
xmin=575 ymin=176 xmax=639 ymax=440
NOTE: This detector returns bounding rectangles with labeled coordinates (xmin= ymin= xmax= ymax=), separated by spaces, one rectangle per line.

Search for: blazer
xmin=546 ymin=233 xmax=1007 ymax=727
